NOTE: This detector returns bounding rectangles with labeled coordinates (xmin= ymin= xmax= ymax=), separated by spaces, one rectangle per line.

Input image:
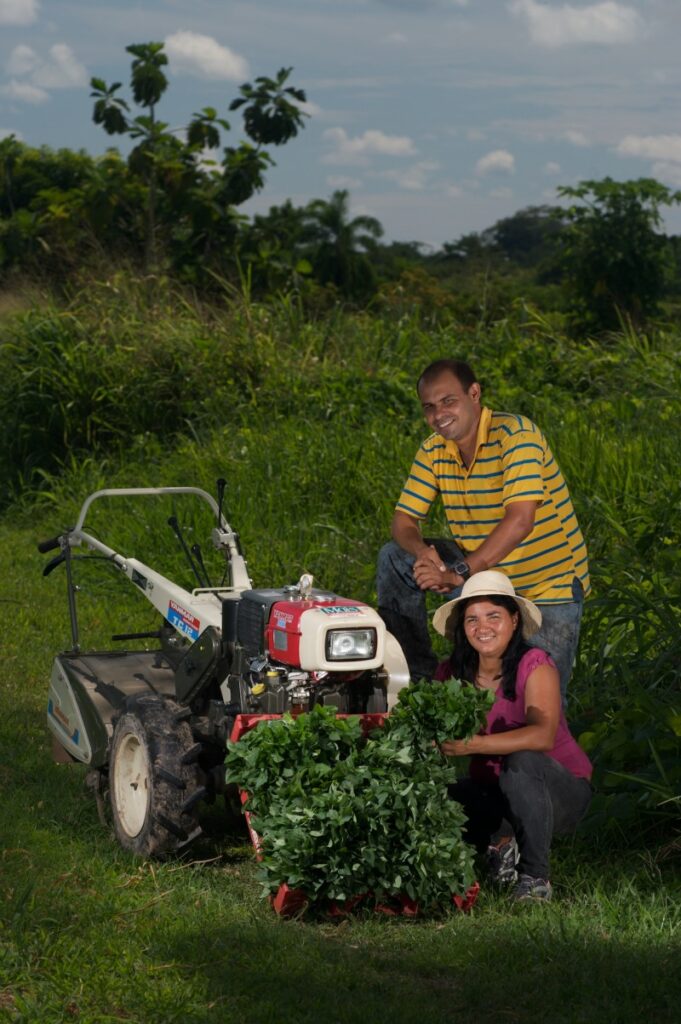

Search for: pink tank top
xmin=436 ymin=648 xmax=592 ymax=784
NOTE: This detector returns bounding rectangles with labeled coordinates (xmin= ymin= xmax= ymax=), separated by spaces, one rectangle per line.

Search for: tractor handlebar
xmin=37 ymin=534 xmax=62 ymax=554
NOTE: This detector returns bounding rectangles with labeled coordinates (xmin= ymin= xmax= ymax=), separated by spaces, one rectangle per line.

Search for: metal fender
xmin=47 ymin=658 xmax=94 ymax=764
xmin=46 ymin=656 xmax=119 ymax=766
xmin=382 ymin=630 xmax=410 ymax=709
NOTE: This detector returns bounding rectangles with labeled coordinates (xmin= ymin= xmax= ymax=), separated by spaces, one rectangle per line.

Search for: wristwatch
xmin=453 ymin=558 xmax=471 ymax=580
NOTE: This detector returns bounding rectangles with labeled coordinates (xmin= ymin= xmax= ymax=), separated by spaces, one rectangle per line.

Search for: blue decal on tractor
xmin=167 ymin=605 xmax=200 ymax=641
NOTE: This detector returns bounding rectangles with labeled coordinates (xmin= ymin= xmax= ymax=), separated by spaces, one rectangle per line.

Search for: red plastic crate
xmin=271 ymin=882 xmax=480 ymax=918
xmin=229 ymin=711 xmax=388 ymax=745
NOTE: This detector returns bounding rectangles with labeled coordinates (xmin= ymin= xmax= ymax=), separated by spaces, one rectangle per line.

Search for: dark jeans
xmin=449 ymin=751 xmax=592 ymax=880
xmin=376 ymin=539 xmax=584 ymax=698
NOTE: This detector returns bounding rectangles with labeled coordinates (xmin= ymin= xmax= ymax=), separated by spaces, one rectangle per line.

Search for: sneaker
xmin=486 ymin=835 xmax=519 ymax=886
xmin=512 ymin=873 xmax=552 ymax=902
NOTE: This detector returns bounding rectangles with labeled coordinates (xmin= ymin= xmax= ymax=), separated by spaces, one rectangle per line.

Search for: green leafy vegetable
xmin=225 ymin=680 xmax=492 ymax=911
xmin=387 ymin=677 xmax=495 ymax=748
xmin=225 ymin=704 xmax=362 ymax=815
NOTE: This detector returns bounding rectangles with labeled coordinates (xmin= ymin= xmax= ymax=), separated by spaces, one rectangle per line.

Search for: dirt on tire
xmin=110 ymin=695 xmax=204 ymax=858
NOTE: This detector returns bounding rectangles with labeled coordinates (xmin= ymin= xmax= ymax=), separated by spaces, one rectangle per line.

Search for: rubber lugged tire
xmin=109 ymin=696 xmax=203 ymax=858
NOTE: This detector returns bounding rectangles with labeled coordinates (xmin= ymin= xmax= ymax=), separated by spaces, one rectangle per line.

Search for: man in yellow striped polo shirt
xmin=376 ymin=358 xmax=589 ymax=696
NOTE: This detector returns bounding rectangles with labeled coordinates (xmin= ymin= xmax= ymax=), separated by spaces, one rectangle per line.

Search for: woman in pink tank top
xmin=432 ymin=570 xmax=592 ymax=902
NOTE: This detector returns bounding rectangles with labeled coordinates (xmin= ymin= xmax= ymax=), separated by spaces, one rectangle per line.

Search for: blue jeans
xmin=530 ymin=582 xmax=584 ymax=701
xmin=376 ymin=539 xmax=584 ymax=698
xmin=449 ymin=751 xmax=592 ymax=880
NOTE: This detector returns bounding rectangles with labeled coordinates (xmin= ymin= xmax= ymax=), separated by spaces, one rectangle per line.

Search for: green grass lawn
xmin=1 ymin=292 xmax=680 ymax=1023
xmin=1 ymin=519 xmax=680 ymax=1024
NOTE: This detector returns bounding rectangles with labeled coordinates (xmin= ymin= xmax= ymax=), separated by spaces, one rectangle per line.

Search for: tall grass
xmin=3 ymin=276 xmax=681 ymax=824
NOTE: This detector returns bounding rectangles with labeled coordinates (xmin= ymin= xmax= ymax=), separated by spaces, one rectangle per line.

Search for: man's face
xmin=418 ymin=371 xmax=481 ymax=445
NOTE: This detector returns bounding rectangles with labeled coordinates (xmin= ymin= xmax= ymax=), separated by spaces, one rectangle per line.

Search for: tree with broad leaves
xmin=92 ymin=42 xmax=175 ymax=269
xmin=229 ymin=67 xmax=307 ymax=146
xmin=90 ymin=45 xmax=308 ymax=275
xmin=557 ymin=177 xmax=681 ymax=332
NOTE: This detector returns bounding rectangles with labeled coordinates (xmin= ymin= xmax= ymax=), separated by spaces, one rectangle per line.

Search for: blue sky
xmin=2 ymin=0 xmax=681 ymax=247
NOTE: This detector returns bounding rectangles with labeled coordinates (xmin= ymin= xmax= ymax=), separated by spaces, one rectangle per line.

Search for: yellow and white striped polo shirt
xmin=396 ymin=407 xmax=590 ymax=603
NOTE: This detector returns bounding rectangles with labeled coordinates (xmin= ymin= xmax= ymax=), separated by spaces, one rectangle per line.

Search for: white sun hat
xmin=432 ymin=569 xmax=542 ymax=640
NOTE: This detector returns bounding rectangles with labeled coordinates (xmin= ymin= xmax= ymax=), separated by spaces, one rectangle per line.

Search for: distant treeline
xmin=2 ymin=41 xmax=681 ymax=332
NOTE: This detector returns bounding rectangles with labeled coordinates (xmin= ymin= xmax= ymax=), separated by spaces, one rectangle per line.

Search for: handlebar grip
xmin=37 ymin=535 xmax=62 ymax=554
xmin=42 ymin=553 xmax=66 ymax=577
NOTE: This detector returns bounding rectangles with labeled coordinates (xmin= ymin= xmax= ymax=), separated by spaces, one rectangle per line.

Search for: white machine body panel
xmin=47 ymin=659 xmax=92 ymax=764
xmin=121 ymin=558 xmax=223 ymax=641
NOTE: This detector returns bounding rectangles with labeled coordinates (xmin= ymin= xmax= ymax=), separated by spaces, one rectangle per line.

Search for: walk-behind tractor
xmin=42 ymin=486 xmax=410 ymax=860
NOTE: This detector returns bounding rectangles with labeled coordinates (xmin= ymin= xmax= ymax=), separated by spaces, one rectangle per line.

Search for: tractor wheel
xmin=110 ymin=696 xmax=205 ymax=858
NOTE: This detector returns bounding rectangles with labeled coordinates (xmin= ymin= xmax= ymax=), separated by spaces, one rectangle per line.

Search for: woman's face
xmin=462 ymin=599 xmax=519 ymax=660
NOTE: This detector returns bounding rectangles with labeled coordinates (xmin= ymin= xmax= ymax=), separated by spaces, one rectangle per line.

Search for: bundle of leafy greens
xmin=224 ymin=678 xmax=493 ymax=910
xmin=388 ymin=677 xmax=493 ymax=747
xmin=224 ymin=708 xmax=363 ymax=817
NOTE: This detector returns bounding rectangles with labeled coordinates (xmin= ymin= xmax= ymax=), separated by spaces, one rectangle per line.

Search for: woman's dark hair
xmin=447 ymin=594 xmax=531 ymax=700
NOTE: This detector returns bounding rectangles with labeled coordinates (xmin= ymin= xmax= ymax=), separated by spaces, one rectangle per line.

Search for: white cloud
xmin=563 ymin=129 xmax=589 ymax=147
xmin=617 ymin=134 xmax=681 ymax=164
xmin=32 ymin=45 xmax=87 ymax=88
xmin=379 ymin=160 xmax=440 ymax=191
xmin=508 ymin=0 xmax=642 ymax=48
xmin=297 ymin=99 xmax=322 ymax=118
xmin=322 ymin=127 xmax=417 ymax=166
xmin=476 ymin=149 xmax=515 ymax=175
xmin=0 ymin=78 xmax=48 ymax=103
xmin=6 ymin=45 xmax=39 ymax=76
xmin=617 ymin=135 xmax=681 ymax=187
xmin=544 ymin=161 xmax=561 ymax=175
xmin=490 ymin=186 xmax=513 ymax=199
xmin=5 ymin=43 xmax=87 ymax=94
xmin=446 ymin=183 xmax=463 ymax=198
xmin=651 ymin=162 xmax=681 ymax=188
xmin=384 ymin=32 xmax=408 ymax=45
xmin=0 ymin=0 xmax=38 ymax=26
xmin=165 ymin=31 xmax=249 ymax=80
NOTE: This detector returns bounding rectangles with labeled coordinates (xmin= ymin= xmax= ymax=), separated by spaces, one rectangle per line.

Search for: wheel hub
xmin=113 ymin=732 xmax=151 ymax=837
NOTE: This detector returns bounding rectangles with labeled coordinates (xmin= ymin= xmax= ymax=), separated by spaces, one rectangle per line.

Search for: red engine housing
xmin=264 ymin=595 xmax=371 ymax=667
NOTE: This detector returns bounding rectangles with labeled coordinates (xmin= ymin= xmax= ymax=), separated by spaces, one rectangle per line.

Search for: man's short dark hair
xmin=416 ymin=359 xmax=478 ymax=395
